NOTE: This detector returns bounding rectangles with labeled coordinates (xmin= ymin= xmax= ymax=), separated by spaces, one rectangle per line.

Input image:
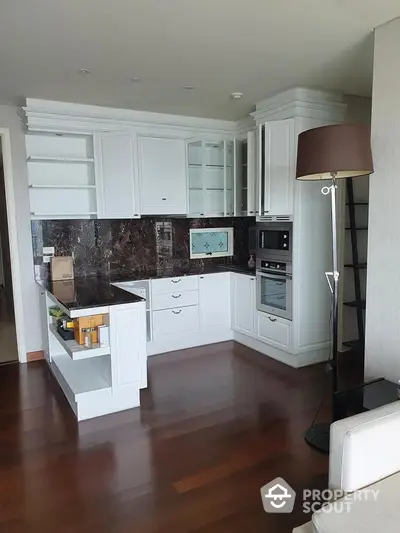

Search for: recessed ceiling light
xmin=230 ymin=92 xmax=243 ymax=100
xmin=78 ymin=68 xmax=91 ymax=75
xmin=183 ymin=85 xmax=195 ymax=90
xmin=130 ymin=77 xmax=141 ymax=83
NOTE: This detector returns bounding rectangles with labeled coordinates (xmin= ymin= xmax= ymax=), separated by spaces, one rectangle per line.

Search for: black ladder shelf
xmin=343 ymin=179 xmax=368 ymax=352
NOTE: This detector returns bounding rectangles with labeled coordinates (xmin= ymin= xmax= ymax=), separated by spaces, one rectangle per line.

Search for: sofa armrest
xmin=329 ymin=400 xmax=400 ymax=492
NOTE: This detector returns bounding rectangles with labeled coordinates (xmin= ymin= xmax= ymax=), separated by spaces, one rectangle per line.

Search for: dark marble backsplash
xmin=31 ymin=217 xmax=255 ymax=279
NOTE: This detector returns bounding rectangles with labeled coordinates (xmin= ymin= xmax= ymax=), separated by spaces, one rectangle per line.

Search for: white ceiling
xmin=0 ymin=0 xmax=399 ymax=120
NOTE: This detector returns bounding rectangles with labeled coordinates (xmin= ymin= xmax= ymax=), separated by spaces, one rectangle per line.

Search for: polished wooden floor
xmin=0 ymin=342 xmax=358 ymax=533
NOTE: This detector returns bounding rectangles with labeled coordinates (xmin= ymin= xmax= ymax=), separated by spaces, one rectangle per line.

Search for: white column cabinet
xmin=232 ymin=273 xmax=256 ymax=335
xmin=94 ymin=132 xmax=140 ymax=219
xmin=199 ymin=273 xmax=231 ymax=330
xmin=259 ymin=119 xmax=295 ymax=217
xmin=138 ymin=136 xmax=187 ymax=215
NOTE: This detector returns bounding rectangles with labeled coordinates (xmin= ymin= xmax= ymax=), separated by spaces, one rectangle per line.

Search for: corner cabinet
xmin=199 ymin=273 xmax=231 ymax=331
xmin=187 ymin=139 xmax=234 ymax=217
xmin=94 ymin=132 xmax=140 ymax=219
xmin=232 ymin=273 xmax=256 ymax=336
xmin=258 ymin=119 xmax=295 ymax=218
xmin=138 ymin=136 xmax=187 ymax=215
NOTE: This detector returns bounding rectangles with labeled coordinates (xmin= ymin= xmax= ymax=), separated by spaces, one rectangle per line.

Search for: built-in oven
xmin=256 ymin=258 xmax=292 ymax=320
xmin=257 ymin=222 xmax=292 ymax=260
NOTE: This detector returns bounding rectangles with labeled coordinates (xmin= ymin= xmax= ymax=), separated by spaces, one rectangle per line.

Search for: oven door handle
xmin=261 ymin=232 xmax=265 ymax=249
xmin=257 ymin=271 xmax=292 ymax=281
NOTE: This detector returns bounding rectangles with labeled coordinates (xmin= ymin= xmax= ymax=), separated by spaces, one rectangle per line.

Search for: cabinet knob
xmin=162 ymin=198 xmax=167 ymax=201
xmin=171 ymin=278 xmax=181 ymax=283
xmin=263 ymin=210 xmax=269 ymax=214
xmin=200 ymin=213 xmax=204 ymax=216
xmin=249 ymin=211 xmax=254 ymax=214
xmin=172 ymin=293 xmax=182 ymax=298
xmin=134 ymin=213 xmax=139 ymax=216
xmin=172 ymin=309 xmax=182 ymax=315
xmin=250 ymin=277 xmax=255 ymax=281
xmin=268 ymin=316 xmax=277 ymax=322
xmin=200 ymin=276 xmax=204 ymax=279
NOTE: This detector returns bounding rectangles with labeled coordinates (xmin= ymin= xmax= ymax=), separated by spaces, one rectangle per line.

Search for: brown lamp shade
xmin=296 ymin=124 xmax=374 ymax=180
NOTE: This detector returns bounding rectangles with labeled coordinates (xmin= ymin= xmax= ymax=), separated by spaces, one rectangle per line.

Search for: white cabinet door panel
xmin=263 ymin=119 xmax=295 ymax=216
xmin=232 ymin=274 xmax=256 ymax=335
xmin=94 ymin=132 xmax=139 ymax=218
xmin=110 ymin=302 xmax=147 ymax=389
xmin=153 ymin=306 xmax=199 ymax=338
xmin=199 ymin=273 xmax=231 ymax=330
xmin=139 ymin=137 xmax=187 ymax=215
xmin=257 ymin=312 xmax=291 ymax=349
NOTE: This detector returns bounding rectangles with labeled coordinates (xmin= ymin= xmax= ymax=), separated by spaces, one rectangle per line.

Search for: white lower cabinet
xmin=257 ymin=311 xmax=291 ymax=349
xmin=199 ymin=273 xmax=231 ymax=330
xmin=232 ymin=273 xmax=256 ymax=335
xmin=153 ymin=306 xmax=199 ymax=338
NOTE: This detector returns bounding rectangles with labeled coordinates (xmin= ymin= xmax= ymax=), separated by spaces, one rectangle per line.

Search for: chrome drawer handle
xmin=171 ymin=279 xmax=181 ymax=283
xmin=268 ymin=317 xmax=277 ymax=322
xmin=172 ymin=309 xmax=182 ymax=314
xmin=172 ymin=294 xmax=182 ymax=298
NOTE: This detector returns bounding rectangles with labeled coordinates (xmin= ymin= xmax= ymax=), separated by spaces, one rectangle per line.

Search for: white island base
xmin=39 ymin=288 xmax=147 ymax=421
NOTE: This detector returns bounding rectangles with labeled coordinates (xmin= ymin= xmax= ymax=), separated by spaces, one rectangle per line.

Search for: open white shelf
xmin=52 ymin=353 xmax=111 ymax=398
xmin=50 ymin=324 xmax=110 ymax=360
xmin=27 ymin=156 xmax=94 ymax=163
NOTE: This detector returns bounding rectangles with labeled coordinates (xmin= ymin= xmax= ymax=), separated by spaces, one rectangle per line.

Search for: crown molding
xmin=23 ymin=98 xmax=238 ymax=137
xmin=251 ymin=87 xmax=347 ymax=123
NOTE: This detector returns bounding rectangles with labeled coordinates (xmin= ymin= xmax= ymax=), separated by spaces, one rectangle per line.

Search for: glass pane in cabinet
xmin=188 ymin=141 xmax=202 ymax=167
xmin=260 ymin=276 xmax=287 ymax=311
xmin=205 ymin=142 xmax=224 ymax=167
xmin=189 ymin=189 xmax=204 ymax=215
xmin=188 ymin=166 xmax=203 ymax=190
xmin=204 ymin=168 xmax=224 ymax=190
xmin=205 ymin=190 xmax=224 ymax=215
xmin=242 ymin=140 xmax=248 ymax=189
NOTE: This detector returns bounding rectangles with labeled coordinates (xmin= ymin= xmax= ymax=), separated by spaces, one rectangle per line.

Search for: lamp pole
xmin=322 ymin=173 xmax=340 ymax=421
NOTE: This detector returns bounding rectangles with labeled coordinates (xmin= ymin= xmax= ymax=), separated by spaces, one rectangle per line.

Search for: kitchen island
xmin=38 ymin=277 xmax=147 ymax=421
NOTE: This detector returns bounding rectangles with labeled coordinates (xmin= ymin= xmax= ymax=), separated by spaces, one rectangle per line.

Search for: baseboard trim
xmin=233 ymin=332 xmax=330 ymax=368
xmin=27 ymin=350 xmax=44 ymax=362
xmin=147 ymin=329 xmax=233 ymax=356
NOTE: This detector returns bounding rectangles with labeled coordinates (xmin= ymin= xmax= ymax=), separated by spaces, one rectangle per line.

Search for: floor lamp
xmin=295 ymin=124 xmax=374 ymax=453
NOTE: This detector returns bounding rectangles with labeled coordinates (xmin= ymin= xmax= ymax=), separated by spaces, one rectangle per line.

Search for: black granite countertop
xmin=38 ymin=264 xmax=256 ymax=312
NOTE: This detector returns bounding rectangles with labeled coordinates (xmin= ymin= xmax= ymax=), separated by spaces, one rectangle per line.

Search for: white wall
xmin=365 ymin=18 xmax=400 ymax=382
xmin=0 ymin=106 xmax=41 ymax=357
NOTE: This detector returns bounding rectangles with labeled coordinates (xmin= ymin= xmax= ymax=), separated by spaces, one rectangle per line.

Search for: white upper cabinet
xmin=234 ymin=131 xmax=257 ymax=217
xmin=259 ymin=119 xmax=295 ymax=217
xmin=138 ymin=137 xmax=187 ymax=215
xmin=187 ymin=140 xmax=234 ymax=217
xmin=94 ymin=132 xmax=140 ymax=219
xmin=199 ymin=273 xmax=231 ymax=331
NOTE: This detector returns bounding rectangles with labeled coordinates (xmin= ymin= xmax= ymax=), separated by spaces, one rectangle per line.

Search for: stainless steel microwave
xmin=256 ymin=222 xmax=292 ymax=260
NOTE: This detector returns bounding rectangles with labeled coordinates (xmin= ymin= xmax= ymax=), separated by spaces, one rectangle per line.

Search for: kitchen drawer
xmin=151 ymin=276 xmax=198 ymax=295
xmin=152 ymin=306 xmax=199 ymax=338
xmin=152 ymin=290 xmax=198 ymax=311
xmin=257 ymin=312 xmax=291 ymax=349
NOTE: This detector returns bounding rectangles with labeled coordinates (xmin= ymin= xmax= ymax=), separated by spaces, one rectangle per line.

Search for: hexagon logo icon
xmin=261 ymin=477 xmax=296 ymax=513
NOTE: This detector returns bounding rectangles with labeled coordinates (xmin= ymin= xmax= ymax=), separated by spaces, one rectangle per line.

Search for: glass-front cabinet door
xmin=187 ymin=139 xmax=235 ymax=217
xmin=188 ymin=140 xmax=205 ymax=216
xmin=225 ymin=140 xmax=234 ymax=216
xmin=234 ymin=131 xmax=257 ymax=217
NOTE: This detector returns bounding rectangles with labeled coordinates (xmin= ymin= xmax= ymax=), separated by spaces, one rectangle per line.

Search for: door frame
xmin=0 ymin=128 xmax=26 ymax=362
